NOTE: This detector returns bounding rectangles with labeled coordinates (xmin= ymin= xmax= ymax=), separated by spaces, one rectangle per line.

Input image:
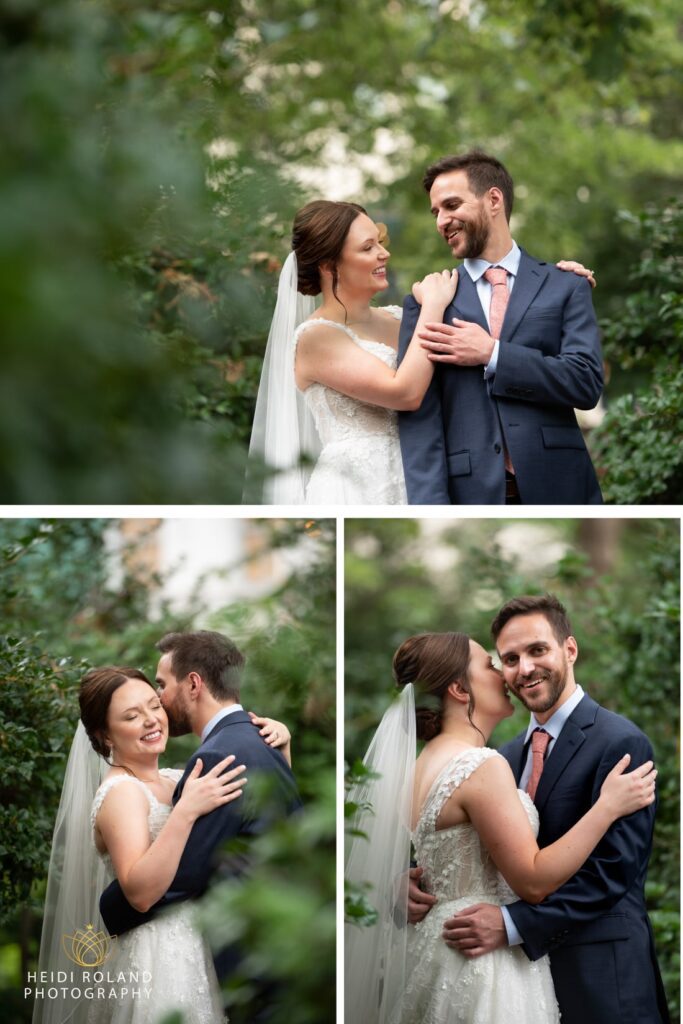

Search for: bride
xmin=344 ymin=632 xmax=656 ymax=1023
xmin=33 ymin=666 xmax=291 ymax=1024
xmin=245 ymin=200 xmax=595 ymax=504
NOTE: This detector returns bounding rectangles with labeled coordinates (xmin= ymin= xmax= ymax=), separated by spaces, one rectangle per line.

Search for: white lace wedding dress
xmin=390 ymin=748 xmax=560 ymax=1024
xmin=88 ymin=770 xmax=225 ymax=1024
xmin=293 ymin=306 xmax=408 ymax=504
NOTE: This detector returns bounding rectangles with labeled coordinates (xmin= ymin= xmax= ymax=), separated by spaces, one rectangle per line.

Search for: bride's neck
xmin=439 ymin=710 xmax=493 ymax=747
xmin=109 ymin=751 xmax=161 ymax=782
xmin=318 ymin=285 xmax=373 ymax=324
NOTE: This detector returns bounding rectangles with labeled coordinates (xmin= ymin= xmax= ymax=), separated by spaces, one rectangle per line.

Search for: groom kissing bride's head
xmin=36 ymin=629 xmax=301 ymax=1024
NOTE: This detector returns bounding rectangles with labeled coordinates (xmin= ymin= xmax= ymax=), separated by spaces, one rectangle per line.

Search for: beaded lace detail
xmin=293 ymin=305 xmax=407 ymax=504
xmin=388 ymin=747 xmax=559 ymax=1024
xmin=88 ymin=768 xmax=225 ymax=1024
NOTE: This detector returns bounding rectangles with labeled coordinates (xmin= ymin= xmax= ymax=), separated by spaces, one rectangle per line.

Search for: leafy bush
xmin=591 ymin=201 xmax=683 ymax=503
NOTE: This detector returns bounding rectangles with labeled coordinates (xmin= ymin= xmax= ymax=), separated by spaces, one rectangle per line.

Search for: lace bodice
xmin=87 ymin=767 xmax=225 ymax=1023
xmin=90 ymin=768 xmax=183 ymax=864
xmin=293 ymin=305 xmax=408 ymax=503
xmin=293 ymin=305 xmax=403 ymax=447
xmin=413 ymin=748 xmax=539 ymax=906
xmin=390 ymin=748 xmax=558 ymax=1024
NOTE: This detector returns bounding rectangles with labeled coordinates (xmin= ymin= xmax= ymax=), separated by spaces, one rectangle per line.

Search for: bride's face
xmin=333 ymin=214 xmax=390 ymax=295
xmin=467 ymin=640 xmax=514 ymax=721
xmin=104 ymin=678 xmax=168 ymax=758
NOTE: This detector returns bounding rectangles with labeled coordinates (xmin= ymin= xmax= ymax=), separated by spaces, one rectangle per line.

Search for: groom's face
xmin=156 ymin=652 xmax=193 ymax=736
xmin=429 ymin=170 xmax=490 ymax=260
xmin=496 ymin=613 xmax=576 ymax=721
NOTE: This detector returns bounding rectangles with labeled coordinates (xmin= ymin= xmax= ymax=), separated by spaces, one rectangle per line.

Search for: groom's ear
xmin=487 ymin=186 xmax=506 ymax=219
xmin=564 ymin=635 xmax=578 ymax=665
xmin=186 ymin=670 xmax=204 ymax=700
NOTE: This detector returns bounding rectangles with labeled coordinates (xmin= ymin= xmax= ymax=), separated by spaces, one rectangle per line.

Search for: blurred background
xmin=345 ymin=516 xmax=679 ymax=1020
xmin=1 ymin=0 xmax=681 ymax=502
xmin=0 ymin=516 xmax=335 ymax=1024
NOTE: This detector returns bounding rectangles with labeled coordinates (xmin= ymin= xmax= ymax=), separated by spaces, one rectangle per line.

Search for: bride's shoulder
xmin=90 ymin=772 xmax=150 ymax=823
xmin=294 ymin=317 xmax=354 ymax=344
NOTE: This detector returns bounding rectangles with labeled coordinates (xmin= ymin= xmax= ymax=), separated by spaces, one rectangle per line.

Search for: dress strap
xmin=417 ymin=747 xmax=501 ymax=835
xmin=292 ymin=317 xmax=357 ymax=354
xmin=379 ymin=304 xmax=403 ymax=321
xmin=90 ymin=774 xmax=156 ymax=832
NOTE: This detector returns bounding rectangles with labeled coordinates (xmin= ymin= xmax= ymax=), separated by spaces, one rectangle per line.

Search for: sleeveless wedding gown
xmin=88 ymin=770 xmax=225 ymax=1024
xmin=293 ymin=306 xmax=408 ymax=504
xmin=390 ymin=748 xmax=560 ymax=1024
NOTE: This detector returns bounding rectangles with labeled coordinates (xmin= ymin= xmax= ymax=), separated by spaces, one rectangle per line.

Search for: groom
xmin=408 ymin=595 xmax=669 ymax=1024
xmin=398 ymin=150 xmax=604 ymax=504
xmin=99 ymin=629 xmax=302 ymax=1016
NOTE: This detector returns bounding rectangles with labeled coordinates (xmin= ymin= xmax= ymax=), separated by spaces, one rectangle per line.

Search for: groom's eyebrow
xmin=430 ymin=194 xmax=462 ymax=215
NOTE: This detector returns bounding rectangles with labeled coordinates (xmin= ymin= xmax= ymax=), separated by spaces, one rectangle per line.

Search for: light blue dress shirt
xmin=501 ymin=685 xmax=586 ymax=945
xmin=200 ymin=703 xmax=244 ymax=743
xmin=463 ymin=240 xmax=521 ymax=377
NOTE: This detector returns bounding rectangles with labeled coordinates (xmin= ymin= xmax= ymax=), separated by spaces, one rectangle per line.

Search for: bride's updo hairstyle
xmin=392 ymin=632 xmax=475 ymax=741
xmin=292 ymin=200 xmax=367 ymax=297
xmin=79 ymin=667 xmax=156 ymax=759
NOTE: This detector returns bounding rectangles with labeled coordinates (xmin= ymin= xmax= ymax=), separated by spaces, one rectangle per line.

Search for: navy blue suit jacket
xmin=398 ymin=250 xmax=604 ymax=504
xmin=99 ymin=711 xmax=302 ymax=965
xmin=500 ymin=694 xmax=669 ymax=1024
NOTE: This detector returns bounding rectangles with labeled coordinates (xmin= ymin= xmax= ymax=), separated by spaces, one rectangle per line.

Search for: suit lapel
xmin=499 ymin=249 xmax=548 ymax=343
xmin=502 ymin=732 xmax=527 ymax=785
xmin=448 ymin=266 xmax=489 ymax=331
xmin=533 ymin=694 xmax=598 ymax=813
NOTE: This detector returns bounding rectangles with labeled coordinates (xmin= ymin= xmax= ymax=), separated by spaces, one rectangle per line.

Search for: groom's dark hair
xmin=422 ymin=150 xmax=514 ymax=222
xmin=157 ymin=630 xmax=245 ymax=701
xmin=491 ymin=594 xmax=572 ymax=644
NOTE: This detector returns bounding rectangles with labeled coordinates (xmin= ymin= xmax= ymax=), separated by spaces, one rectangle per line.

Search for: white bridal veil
xmin=245 ymin=251 xmax=319 ymax=503
xmin=345 ymin=684 xmax=416 ymax=1024
xmin=33 ymin=722 xmax=111 ymax=1024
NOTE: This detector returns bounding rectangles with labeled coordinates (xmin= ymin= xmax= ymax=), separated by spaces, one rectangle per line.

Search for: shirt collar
xmin=465 ymin=240 xmax=521 ymax=283
xmin=201 ymin=703 xmax=243 ymax=743
xmin=524 ymin=684 xmax=585 ymax=744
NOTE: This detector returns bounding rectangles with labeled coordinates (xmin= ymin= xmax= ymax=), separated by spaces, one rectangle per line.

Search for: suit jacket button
xmin=494 ymin=443 xmax=501 ymax=454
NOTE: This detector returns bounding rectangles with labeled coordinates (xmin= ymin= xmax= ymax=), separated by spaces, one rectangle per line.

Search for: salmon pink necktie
xmin=483 ymin=266 xmax=509 ymax=341
xmin=526 ymin=728 xmax=551 ymax=802
xmin=484 ymin=266 xmax=514 ymax=474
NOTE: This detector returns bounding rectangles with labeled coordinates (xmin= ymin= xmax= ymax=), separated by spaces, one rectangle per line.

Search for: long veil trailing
xmin=244 ymin=251 xmax=319 ymax=504
xmin=345 ymin=684 xmax=416 ymax=1024
xmin=32 ymin=722 xmax=112 ymax=1024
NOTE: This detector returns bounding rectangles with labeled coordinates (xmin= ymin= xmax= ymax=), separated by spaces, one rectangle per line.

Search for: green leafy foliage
xmin=590 ymin=200 xmax=683 ymax=502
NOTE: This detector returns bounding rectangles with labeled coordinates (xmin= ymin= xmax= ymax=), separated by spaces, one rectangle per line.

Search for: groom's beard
xmin=511 ymin=656 xmax=569 ymax=715
xmin=458 ymin=210 xmax=490 ymax=259
xmin=164 ymin=700 xmax=193 ymax=737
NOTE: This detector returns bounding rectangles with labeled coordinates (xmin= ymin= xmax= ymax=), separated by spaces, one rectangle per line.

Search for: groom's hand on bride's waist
xmin=407 ymin=866 xmax=437 ymax=924
xmin=442 ymin=903 xmax=507 ymax=957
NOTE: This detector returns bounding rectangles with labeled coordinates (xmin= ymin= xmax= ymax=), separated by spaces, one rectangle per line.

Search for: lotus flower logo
xmin=62 ymin=924 xmax=116 ymax=967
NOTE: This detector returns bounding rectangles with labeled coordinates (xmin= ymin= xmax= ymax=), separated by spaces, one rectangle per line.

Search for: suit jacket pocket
xmin=447 ymin=450 xmax=472 ymax=477
xmin=541 ymin=426 xmax=586 ymax=450
xmin=523 ymin=305 xmax=564 ymax=320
